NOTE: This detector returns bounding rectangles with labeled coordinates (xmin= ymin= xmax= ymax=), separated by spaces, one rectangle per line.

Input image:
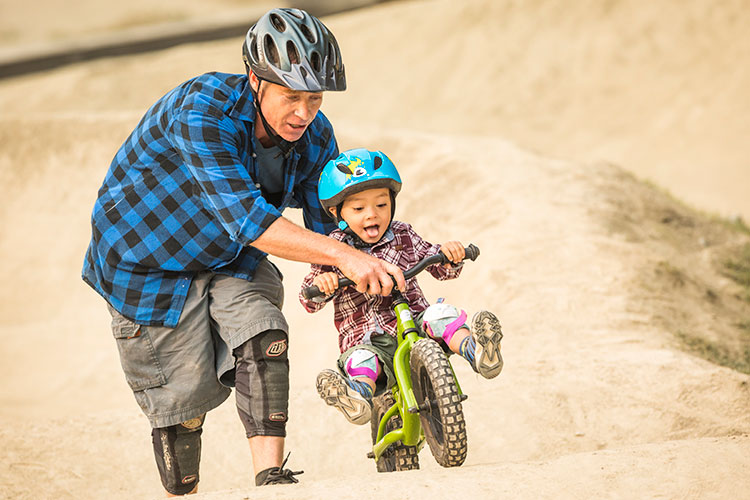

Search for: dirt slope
xmin=1 ymin=0 xmax=749 ymax=499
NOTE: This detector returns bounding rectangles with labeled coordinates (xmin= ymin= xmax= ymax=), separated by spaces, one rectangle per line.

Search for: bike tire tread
xmin=410 ymin=338 xmax=467 ymax=467
xmin=370 ymin=391 xmax=420 ymax=472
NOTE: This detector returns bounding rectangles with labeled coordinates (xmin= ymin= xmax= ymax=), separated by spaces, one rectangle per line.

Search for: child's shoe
xmin=316 ymin=369 xmax=373 ymax=425
xmin=469 ymin=310 xmax=504 ymax=379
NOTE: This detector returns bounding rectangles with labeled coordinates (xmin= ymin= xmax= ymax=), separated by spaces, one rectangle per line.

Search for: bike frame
xmin=371 ymin=292 xmax=464 ymax=461
xmin=302 ymin=244 xmax=479 ymax=464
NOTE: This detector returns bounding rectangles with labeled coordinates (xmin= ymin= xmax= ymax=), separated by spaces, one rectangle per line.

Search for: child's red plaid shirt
xmin=299 ymin=220 xmax=463 ymax=353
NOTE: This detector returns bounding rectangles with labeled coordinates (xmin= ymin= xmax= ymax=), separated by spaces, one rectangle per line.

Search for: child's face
xmin=334 ymin=187 xmax=392 ymax=244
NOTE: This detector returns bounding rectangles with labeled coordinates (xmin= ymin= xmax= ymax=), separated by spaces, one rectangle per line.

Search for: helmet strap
xmin=334 ymin=202 xmax=351 ymax=232
xmin=250 ymin=77 xmax=297 ymax=158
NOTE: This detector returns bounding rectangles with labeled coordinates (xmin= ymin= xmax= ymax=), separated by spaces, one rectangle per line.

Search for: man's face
xmin=250 ymin=72 xmax=323 ymax=144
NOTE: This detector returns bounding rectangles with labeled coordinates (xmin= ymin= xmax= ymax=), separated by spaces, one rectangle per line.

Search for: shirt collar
xmin=228 ymin=77 xmax=256 ymax=122
xmin=340 ymin=225 xmax=395 ymax=250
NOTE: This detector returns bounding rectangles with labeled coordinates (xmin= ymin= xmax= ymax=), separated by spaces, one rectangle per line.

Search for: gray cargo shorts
xmin=108 ymin=258 xmax=288 ymax=428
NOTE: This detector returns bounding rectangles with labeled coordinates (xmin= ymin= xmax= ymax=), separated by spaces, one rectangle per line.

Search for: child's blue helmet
xmin=318 ymin=148 xmax=402 ymax=213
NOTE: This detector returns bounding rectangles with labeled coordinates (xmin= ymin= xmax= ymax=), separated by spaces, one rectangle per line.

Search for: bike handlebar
xmin=302 ymin=244 xmax=480 ymax=300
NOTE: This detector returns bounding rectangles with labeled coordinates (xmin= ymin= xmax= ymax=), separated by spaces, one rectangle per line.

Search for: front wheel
xmin=410 ymin=338 xmax=467 ymax=467
xmin=370 ymin=391 xmax=420 ymax=472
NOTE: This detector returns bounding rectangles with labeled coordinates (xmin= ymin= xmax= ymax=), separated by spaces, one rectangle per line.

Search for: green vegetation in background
xmin=724 ymin=243 xmax=750 ymax=303
xmin=677 ymin=331 xmax=750 ymax=375
xmin=694 ymin=219 xmax=750 ymax=374
xmin=672 ymin=215 xmax=750 ymax=375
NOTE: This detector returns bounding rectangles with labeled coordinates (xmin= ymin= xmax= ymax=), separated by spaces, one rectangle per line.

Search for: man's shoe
xmin=316 ymin=369 xmax=372 ymax=425
xmin=255 ymin=454 xmax=303 ymax=486
xmin=471 ymin=311 xmax=504 ymax=379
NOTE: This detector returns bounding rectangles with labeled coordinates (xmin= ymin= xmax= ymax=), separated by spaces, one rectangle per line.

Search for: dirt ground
xmin=1 ymin=0 xmax=749 ymax=499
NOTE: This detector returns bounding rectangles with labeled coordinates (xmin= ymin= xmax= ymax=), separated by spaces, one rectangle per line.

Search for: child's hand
xmin=313 ymin=272 xmax=339 ymax=295
xmin=440 ymin=241 xmax=465 ymax=267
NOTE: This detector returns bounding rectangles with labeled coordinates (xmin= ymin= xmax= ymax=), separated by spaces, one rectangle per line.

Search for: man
xmin=82 ymin=8 xmax=405 ymax=496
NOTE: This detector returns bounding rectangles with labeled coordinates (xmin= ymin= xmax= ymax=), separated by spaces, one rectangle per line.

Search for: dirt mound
xmin=2 ymin=121 xmax=750 ymax=498
xmin=589 ymin=164 xmax=750 ymax=373
xmin=1 ymin=0 xmax=750 ymax=498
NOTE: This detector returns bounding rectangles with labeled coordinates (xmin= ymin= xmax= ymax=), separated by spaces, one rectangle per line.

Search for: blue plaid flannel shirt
xmin=82 ymin=72 xmax=338 ymax=327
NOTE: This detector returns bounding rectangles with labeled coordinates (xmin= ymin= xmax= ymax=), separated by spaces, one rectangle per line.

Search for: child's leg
xmin=421 ymin=303 xmax=470 ymax=356
xmin=316 ymin=349 xmax=382 ymax=425
xmin=422 ymin=304 xmax=504 ymax=379
xmin=344 ymin=349 xmax=380 ymax=398
xmin=444 ymin=326 xmax=471 ymax=354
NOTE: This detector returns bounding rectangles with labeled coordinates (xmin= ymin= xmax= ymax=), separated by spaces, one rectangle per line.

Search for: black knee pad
xmin=233 ymin=329 xmax=290 ymax=438
xmin=152 ymin=415 xmax=204 ymax=495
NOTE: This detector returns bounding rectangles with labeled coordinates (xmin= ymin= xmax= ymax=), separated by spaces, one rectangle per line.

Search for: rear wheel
xmin=370 ymin=391 xmax=420 ymax=472
xmin=410 ymin=338 xmax=467 ymax=467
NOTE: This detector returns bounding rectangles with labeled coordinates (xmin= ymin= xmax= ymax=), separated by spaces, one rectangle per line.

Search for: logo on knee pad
xmin=180 ymin=417 xmax=203 ymax=430
xmin=269 ymin=412 xmax=287 ymax=422
xmin=266 ymin=339 xmax=287 ymax=357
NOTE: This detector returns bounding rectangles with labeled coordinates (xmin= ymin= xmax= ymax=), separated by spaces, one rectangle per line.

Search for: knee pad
xmin=233 ymin=329 xmax=290 ymax=438
xmin=152 ymin=415 xmax=204 ymax=495
xmin=344 ymin=349 xmax=381 ymax=386
xmin=421 ymin=303 xmax=468 ymax=345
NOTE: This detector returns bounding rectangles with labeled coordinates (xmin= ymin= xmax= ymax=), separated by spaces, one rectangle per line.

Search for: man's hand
xmin=337 ymin=250 xmax=406 ymax=296
xmin=440 ymin=241 xmax=465 ymax=268
xmin=250 ymin=217 xmax=405 ymax=295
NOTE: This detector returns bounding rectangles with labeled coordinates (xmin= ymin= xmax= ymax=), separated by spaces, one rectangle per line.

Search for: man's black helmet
xmin=242 ymin=8 xmax=346 ymax=92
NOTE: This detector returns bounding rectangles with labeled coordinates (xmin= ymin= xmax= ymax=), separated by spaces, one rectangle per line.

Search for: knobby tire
xmin=409 ymin=338 xmax=467 ymax=467
xmin=370 ymin=391 xmax=420 ymax=472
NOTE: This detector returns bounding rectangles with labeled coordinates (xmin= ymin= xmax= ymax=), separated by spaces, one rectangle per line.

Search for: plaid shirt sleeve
xmin=170 ymin=106 xmax=281 ymax=245
xmin=299 ymin=230 xmax=346 ymax=312
xmin=82 ymin=72 xmax=342 ymax=327
xmin=299 ymin=263 xmax=340 ymax=312
xmin=298 ymin=223 xmax=464 ymax=353
xmin=406 ymin=224 xmax=464 ymax=281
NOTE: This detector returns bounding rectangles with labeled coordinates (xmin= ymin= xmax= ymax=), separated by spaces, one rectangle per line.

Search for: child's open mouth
xmin=364 ymin=224 xmax=380 ymax=239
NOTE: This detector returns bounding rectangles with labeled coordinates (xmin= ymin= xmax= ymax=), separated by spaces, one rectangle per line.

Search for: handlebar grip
xmin=302 ymin=285 xmax=321 ymax=300
xmin=465 ymin=243 xmax=480 ymax=261
xmin=302 ymin=244 xmax=480 ymax=300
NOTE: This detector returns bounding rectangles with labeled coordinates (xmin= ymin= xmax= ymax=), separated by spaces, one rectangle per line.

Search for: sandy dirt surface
xmin=1 ymin=0 xmax=749 ymax=499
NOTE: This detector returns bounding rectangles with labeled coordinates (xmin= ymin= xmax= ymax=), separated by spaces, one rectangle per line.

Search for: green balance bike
xmin=303 ymin=244 xmax=481 ymax=472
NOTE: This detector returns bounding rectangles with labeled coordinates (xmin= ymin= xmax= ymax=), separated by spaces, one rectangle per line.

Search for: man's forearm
xmin=249 ymin=216 xmax=352 ymax=267
xmin=252 ymin=216 xmax=407 ymax=295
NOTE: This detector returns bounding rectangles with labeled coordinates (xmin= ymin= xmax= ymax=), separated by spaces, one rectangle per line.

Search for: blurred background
xmin=0 ymin=1 xmax=380 ymax=49
xmin=0 ymin=0 xmax=750 ymax=219
xmin=3 ymin=0 xmax=747 ymax=220
xmin=1 ymin=1 xmax=750 ymax=499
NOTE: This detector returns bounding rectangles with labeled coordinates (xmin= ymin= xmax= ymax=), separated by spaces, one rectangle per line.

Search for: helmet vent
xmin=288 ymin=8 xmax=304 ymax=20
xmin=300 ymin=23 xmax=316 ymax=43
xmin=264 ymin=34 xmax=280 ymax=65
xmin=311 ymin=51 xmax=321 ymax=72
xmin=373 ymin=156 xmax=382 ymax=169
xmin=270 ymin=13 xmax=286 ymax=32
xmin=250 ymin=38 xmax=259 ymax=62
xmin=287 ymin=41 xmax=300 ymax=65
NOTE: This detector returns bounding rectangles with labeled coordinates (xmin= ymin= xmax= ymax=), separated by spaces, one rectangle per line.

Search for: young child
xmin=299 ymin=148 xmax=504 ymax=425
